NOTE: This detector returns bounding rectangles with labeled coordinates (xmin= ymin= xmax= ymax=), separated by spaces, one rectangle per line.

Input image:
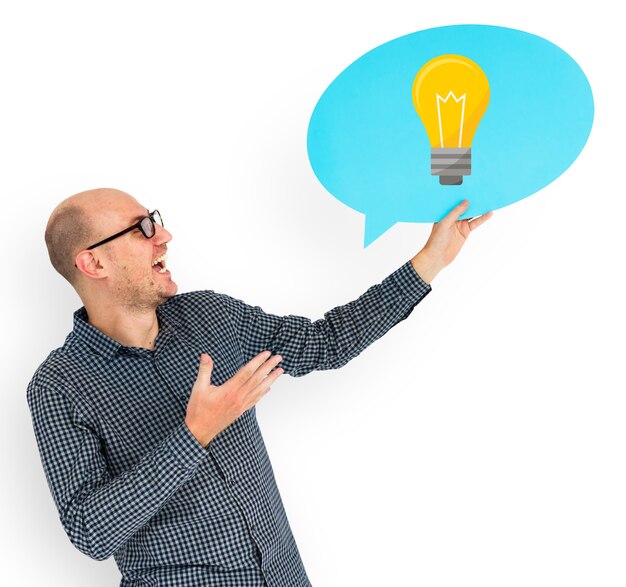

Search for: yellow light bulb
xmin=412 ymin=54 xmax=490 ymax=185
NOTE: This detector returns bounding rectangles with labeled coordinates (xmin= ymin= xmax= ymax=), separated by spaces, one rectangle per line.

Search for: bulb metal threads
xmin=431 ymin=147 xmax=471 ymax=185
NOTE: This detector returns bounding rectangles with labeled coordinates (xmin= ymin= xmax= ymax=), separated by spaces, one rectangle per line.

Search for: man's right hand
xmin=184 ymin=351 xmax=284 ymax=447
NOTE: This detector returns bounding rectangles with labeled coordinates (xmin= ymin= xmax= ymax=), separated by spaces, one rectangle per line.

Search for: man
xmin=27 ymin=188 xmax=492 ymax=586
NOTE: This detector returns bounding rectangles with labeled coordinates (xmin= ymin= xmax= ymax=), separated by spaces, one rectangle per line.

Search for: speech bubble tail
xmin=363 ymin=214 xmax=398 ymax=248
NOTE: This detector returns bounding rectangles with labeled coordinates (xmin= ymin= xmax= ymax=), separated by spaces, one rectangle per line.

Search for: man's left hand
xmin=410 ymin=200 xmax=493 ymax=284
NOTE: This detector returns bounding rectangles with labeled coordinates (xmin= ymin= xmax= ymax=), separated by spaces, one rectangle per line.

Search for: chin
xmin=150 ymin=271 xmax=177 ymax=303
xmin=161 ymin=279 xmax=178 ymax=299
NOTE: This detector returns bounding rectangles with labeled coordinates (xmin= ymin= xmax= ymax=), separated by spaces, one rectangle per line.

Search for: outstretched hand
xmin=410 ymin=200 xmax=493 ymax=284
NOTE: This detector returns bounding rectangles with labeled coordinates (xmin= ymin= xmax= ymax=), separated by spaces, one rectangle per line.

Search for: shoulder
xmin=26 ymin=348 xmax=75 ymax=408
xmin=158 ymin=289 xmax=219 ymax=317
xmin=158 ymin=289 xmax=244 ymax=322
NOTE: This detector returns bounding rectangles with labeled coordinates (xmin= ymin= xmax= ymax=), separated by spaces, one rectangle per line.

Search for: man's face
xmin=86 ymin=197 xmax=178 ymax=312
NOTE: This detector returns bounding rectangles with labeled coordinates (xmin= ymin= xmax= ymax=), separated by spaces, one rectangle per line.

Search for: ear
xmin=75 ymin=250 xmax=108 ymax=280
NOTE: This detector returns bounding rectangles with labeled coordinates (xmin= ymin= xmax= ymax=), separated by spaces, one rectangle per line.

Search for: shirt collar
xmin=72 ymin=304 xmax=179 ymax=360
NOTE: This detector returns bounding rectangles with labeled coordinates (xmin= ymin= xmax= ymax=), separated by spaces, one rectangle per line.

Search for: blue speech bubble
xmin=306 ymin=25 xmax=594 ymax=247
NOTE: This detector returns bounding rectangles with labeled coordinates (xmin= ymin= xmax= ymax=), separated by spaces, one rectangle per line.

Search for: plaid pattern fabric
xmin=27 ymin=260 xmax=431 ymax=586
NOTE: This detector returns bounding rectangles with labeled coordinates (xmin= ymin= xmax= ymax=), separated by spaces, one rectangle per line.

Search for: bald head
xmin=44 ymin=188 xmax=137 ymax=290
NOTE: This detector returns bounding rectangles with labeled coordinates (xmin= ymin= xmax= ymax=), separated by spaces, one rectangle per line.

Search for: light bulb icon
xmin=412 ymin=54 xmax=490 ymax=185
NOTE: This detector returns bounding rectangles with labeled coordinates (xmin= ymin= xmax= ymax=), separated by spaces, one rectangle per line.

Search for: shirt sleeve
xmin=215 ymin=260 xmax=432 ymax=377
xmin=26 ymin=379 xmax=209 ymax=561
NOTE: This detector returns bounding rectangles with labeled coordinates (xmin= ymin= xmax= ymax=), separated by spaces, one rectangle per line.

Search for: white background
xmin=2 ymin=1 xmax=624 ymax=585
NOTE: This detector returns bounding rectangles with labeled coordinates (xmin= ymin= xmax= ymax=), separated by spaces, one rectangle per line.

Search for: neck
xmin=84 ymin=302 xmax=160 ymax=351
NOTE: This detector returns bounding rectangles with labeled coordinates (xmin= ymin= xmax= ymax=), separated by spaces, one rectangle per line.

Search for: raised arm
xmin=215 ymin=260 xmax=431 ymax=378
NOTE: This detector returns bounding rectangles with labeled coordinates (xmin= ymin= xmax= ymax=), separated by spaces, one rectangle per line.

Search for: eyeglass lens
xmin=140 ymin=211 xmax=163 ymax=238
xmin=140 ymin=217 xmax=155 ymax=237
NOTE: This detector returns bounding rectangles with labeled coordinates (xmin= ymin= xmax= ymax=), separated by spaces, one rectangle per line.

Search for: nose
xmin=154 ymin=223 xmax=172 ymax=244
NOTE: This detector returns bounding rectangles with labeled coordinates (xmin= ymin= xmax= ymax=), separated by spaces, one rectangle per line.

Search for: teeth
xmin=152 ymin=253 xmax=167 ymax=266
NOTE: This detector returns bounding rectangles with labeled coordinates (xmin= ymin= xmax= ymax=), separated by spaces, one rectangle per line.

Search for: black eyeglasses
xmin=84 ymin=209 xmax=163 ymax=251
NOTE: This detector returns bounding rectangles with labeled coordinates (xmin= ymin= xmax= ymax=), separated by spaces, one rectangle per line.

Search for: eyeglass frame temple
xmin=84 ymin=210 xmax=162 ymax=251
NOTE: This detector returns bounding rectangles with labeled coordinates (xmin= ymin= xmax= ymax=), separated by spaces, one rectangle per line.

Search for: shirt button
xmin=228 ymin=478 xmax=237 ymax=487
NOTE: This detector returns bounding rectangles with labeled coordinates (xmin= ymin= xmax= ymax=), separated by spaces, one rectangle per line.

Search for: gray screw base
xmin=431 ymin=148 xmax=471 ymax=186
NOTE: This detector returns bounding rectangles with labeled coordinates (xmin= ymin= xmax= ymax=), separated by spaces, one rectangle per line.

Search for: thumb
xmin=197 ymin=353 xmax=213 ymax=381
xmin=441 ymin=199 xmax=470 ymax=227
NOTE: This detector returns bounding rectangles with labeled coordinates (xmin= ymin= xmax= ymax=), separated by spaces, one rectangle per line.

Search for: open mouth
xmin=152 ymin=253 xmax=168 ymax=274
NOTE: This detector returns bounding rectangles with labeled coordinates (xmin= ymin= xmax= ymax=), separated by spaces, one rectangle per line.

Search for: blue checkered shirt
xmin=27 ymin=260 xmax=431 ymax=586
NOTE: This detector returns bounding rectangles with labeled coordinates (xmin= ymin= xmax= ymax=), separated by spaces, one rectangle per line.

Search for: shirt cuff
xmin=390 ymin=260 xmax=433 ymax=303
xmin=163 ymin=421 xmax=210 ymax=470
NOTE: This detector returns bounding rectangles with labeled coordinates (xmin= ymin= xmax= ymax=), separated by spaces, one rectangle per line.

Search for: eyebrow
xmin=129 ymin=209 xmax=150 ymax=223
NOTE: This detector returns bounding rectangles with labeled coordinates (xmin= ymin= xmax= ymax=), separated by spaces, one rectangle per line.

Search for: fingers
xmin=230 ymin=350 xmax=274 ymax=386
xmin=253 ymin=364 xmax=284 ymax=398
xmin=195 ymin=353 xmax=213 ymax=386
xmin=230 ymin=350 xmax=283 ymax=389
xmin=468 ymin=210 xmax=494 ymax=231
xmin=247 ymin=353 xmax=283 ymax=390
xmin=441 ymin=199 xmax=470 ymax=226
xmin=241 ymin=355 xmax=284 ymax=411
xmin=441 ymin=201 xmax=493 ymax=232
